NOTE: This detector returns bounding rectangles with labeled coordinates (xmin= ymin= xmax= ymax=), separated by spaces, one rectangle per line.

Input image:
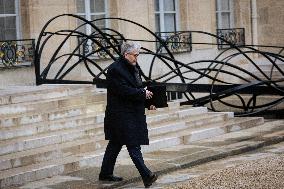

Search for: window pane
xmin=155 ymin=14 xmax=160 ymax=32
xmin=90 ymin=0 xmax=95 ymax=12
xmin=164 ymin=0 xmax=175 ymax=11
xmin=215 ymin=0 xmax=220 ymax=11
xmin=154 ymin=0 xmax=159 ymax=11
xmin=5 ymin=28 xmax=16 ymax=40
xmin=0 ymin=16 xmax=16 ymax=40
xmin=76 ymin=0 xmax=85 ymax=13
xmin=0 ymin=17 xmax=5 ymax=39
xmin=0 ymin=16 xmax=4 ymax=27
xmin=91 ymin=0 xmax=105 ymax=13
xmin=216 ymin=12 xmax=220 ymax=28
xmin=91 ymin=15 xmax=105 ymax=30
xmin=164 ymin=13 xmax=176 ymax=32
xmin=5 ymin=16 xmax=16 ymax=29
xmin=4 ymin=0 xmax=15 ymax=14
xmin=221 ymin=12 xmax=230 ymax=28
xmin=221 ymin=0 xmax=229 ymax=11
xmin=0 ymin=0 xmax=3 ymax=14
xmin=0 ymin=0 xmax=15 ymax=14
xmin=0 ymin=32 xmax=4 ymax=40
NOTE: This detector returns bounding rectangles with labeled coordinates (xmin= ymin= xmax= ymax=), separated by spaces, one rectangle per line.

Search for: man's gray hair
xmin=121 ymin=41 xmax=141 ymax=55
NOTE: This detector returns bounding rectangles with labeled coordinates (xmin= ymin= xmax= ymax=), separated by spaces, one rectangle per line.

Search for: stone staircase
xmin=0 ymin=85 xmax=271 ymax=188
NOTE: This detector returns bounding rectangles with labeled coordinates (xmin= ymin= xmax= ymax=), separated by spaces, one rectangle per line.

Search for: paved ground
xmin=122 ymin=142 xmax=284 ymax=189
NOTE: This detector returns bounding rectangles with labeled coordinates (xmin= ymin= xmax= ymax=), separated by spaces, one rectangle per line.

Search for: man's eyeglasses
xmin=128 ymin=53 xmax=139 ymax=58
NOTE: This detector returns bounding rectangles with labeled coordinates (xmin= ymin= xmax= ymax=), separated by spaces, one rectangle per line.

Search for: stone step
xmin=0 ymin=135 xmax=107 ymax=172
xmin=0 ymin=90 xmax=106 ymax=118
xmin=0 ymin=112 xmax=105 ymax=140
xmin=0 ymin=115 xmax=265 ymax=188
xmin=0 ymin=101 xmax=106 ymax=128
xmin=0 ymin=105 xmax=206 ymax=141
xmin=190 ymin=119 xmax=284 ymax=146
xmin=0 ymin=105 xmax=184 ymax=140
xmin=0 ymin=123 xmax=103 ymax=156
xmin=143 ymin=116 xmax=264 ymax=153
xmin=148 ymin=113 xmax=229 ymax=137
xmin=0 ymin=97 xmax=183 ymax=129
xmin=0 ymin=107 xmax=209 ymax=155
xmin=146 ymin=106 xmax=208 ymax=124
xmin=183 ymin=116 xmax=264 ymax=144
xmin=0 ymin=111 xmax=223 ymax=171
xmin=0 ymin=85 xmax=97 ymax=106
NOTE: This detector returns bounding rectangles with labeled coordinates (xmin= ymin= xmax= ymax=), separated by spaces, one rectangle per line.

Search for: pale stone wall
xmin=179 ymin=0 xmax=189 ymax=31
xmin=0 ymin=67 xmax=35 ymax=87
xmin=234 ymin=0 xmax=252 ymax=45
xmin=20 ymin=0 xmax=31 ymax=39
xmin=188 ymin=0 xmax=216 ymax=50
xmin=109 ymin=0 xmax=119 ymax=30
xmin=115 ymin=0 xmax=155 ymax=50
xmin=257 ymin=0 xmax=284 ymax=50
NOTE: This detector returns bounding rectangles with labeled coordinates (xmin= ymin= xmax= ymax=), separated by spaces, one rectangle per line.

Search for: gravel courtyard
xmin=168 ymin=154 xmax=284 ymax=189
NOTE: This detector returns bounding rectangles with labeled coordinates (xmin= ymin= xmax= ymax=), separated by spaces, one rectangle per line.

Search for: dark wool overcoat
xmin=104 ymin=57 xmax=149 ymax=146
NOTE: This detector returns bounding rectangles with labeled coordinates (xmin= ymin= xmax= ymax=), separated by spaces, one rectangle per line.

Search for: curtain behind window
xmin=0 ymin=0 xmax=17 ymax=40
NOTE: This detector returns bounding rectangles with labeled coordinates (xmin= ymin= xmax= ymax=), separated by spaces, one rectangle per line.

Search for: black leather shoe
xmin=99 ymin=174 xmax=123 ymax=182
xmin=143 ymin=173 xmax=158 ymax=188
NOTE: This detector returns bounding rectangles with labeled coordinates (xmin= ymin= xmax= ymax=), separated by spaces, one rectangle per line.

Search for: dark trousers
xmin=100 ymin=141 xmax=151 ymax=179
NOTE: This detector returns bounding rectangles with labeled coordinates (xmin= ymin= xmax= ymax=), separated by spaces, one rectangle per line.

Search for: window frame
xmin=76 ymin=0 xmax=109 ymax=35
xmin=0 ymin=0 xmax=21 ymax=40
xmin=216 ymin=0 xmax=234 ymax=29
xmin=154 ymin=0 xmax=179 ymax=34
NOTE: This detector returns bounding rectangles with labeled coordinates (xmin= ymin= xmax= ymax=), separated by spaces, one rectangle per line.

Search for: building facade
xmin=0 ymin=0 xmax=283 ymax=87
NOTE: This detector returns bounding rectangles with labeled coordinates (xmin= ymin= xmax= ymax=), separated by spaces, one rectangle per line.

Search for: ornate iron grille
xmin=0 ymin=39 xmax=35 ymax=68
xmin=155 ymin=31 xmax=192 ymax=53
xmin=217 ymin=28 xmax=245 ymax=49
xmin=77 ymin=34 xmax=123 ymax=59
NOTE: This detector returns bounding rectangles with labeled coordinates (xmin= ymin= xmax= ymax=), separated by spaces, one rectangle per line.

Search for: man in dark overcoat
xmin=99 ymin=41 xmax=158 ymax=188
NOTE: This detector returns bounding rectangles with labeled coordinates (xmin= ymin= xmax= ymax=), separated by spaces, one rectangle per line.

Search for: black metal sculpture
xmin=34 ymin=14 xmax=284 ymax=117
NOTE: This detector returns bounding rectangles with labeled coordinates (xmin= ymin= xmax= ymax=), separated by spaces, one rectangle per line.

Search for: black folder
xmin=145 ymin=85 xmax=168 ymax=108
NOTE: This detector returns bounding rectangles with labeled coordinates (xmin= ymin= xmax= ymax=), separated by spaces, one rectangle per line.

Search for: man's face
xmin=124 ymin=50 xmax=139 ymax=66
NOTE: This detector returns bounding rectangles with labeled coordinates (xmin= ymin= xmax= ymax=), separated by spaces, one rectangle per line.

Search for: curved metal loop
xmin=34 ymin=14 xmax=284 ymax=116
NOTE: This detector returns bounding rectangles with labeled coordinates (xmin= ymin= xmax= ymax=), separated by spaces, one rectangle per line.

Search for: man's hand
xmin=144 ymin=87 xmax=153 ymax=99
xmin=149 ymin=105 xmax=156 ymax=110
